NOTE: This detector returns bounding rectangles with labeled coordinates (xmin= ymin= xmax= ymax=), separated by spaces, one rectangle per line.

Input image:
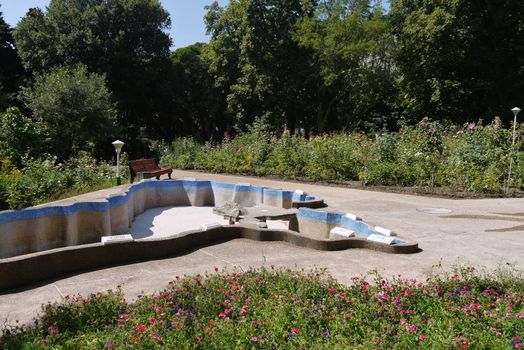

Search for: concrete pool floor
xmin=129 ymin=206 xmax=289 ymax=239
xmin=1 ymin=170 xmax=524 ymax=325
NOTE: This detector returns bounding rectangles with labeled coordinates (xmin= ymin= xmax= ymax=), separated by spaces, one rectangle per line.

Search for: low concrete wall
xmin=292 ymin=208 xmax=408 ymax=244
xmin=0 ymin=225 xmax=419 ymax=292
xmin=0 ymin=180 xmax=318 ymax=259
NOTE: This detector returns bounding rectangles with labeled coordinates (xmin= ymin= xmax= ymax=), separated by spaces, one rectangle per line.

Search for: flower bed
xmin=159 ymin=119 xmax=524 ymax=195
xmin=2 ymin=267 xmax=522 ymax=349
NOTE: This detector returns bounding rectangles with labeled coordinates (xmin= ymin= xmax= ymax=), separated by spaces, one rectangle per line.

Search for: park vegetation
xmin=1 ymin=266 xmax=523 ymax=349
xmin=0 ymin=0 xmax=523 ymax=208
xmin=159 ymin=118 xmax=524 ymax=195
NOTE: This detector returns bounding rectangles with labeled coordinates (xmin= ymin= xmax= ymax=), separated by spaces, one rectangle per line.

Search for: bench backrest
xmin=129 ymin=159 xmax=160 ymax=172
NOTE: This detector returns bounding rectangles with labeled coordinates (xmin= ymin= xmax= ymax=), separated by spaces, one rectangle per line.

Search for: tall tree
xmin=171 ymin=43 xmax=226 ymax=141
xmin=0 ymin=5 xmax=25 ymax=111
xmin=14 ymin=0 xmax=175 ymax=153
xmin=390 ymin=0 xmax=524 ymax=123
xmin=295 ymin=0 xmax=398 ymax=131
xmin=205 ymin=0 xmax=316 ymax=132
xmin=21 ymin=64 xmax=117 ymax=159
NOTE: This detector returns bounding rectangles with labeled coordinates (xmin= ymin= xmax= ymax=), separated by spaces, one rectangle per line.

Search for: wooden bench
xmin=129 ymin=159 xmax=172 ymax=183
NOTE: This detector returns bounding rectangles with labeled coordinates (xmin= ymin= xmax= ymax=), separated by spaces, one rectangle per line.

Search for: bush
xmin=159 ymin=119 xmax=523 ymax=195
xmin=0 ymin=154 xmax=117 ymax=210
xmin=0 ymin=107 xmax=45 ymax=165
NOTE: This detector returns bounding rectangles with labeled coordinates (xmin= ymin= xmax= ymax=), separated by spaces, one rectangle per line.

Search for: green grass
xmin=1 ymin=266 xmax=523 ymax=349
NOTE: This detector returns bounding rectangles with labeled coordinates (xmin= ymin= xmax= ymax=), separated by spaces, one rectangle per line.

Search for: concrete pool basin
xmin=0 ymin=179 xmax=418 ymax=291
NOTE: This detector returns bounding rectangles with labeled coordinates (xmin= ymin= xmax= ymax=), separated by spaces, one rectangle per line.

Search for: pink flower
xmin=290 ymin=327 xmax=300 ymax=334
xmin=219 ymin=308 xmax=233 ymax=318
xmin=406 ymin=324 xmax=417 ymax=333
xmin=47 ymin=326 xmax=58 ymax=335
xmin=419 ymin=335 xmax=426 ymax=341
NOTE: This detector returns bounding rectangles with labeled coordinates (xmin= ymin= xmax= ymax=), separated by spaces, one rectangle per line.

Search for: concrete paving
xmin=1 ymin=170 xmax=523 ymax=326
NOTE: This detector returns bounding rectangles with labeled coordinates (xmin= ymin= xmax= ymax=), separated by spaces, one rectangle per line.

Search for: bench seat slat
xmin=129 ymin=158 xmax=172 ymax=183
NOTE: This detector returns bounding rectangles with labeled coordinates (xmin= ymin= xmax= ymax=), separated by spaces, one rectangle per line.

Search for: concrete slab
xmin=1 ymin=170 xmax=523 ymax=326
xmin=129 ymin=206 xmax=230 ymax=239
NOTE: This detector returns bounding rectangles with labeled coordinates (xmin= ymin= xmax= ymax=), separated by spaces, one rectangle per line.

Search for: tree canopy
xmin=21 ymin=64 xmax=116 ymax=159
xmin=0 ymin=6 xmax=25 ymax=111
xmin=14 ymin=0 xmax=174 ymax=154
xmin=390 ymin=0 xmax=524 ymax=123
xmin=0 ymin=0 xmax=521 ymax=161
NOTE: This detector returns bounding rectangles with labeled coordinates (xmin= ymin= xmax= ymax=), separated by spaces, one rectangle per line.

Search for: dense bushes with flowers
xmin=0 ymin=153 xmax=126 ymax=210
xmin=1 ymin=266 xmax=523 ymax=349
xmin=0 ymin=106 xmax=129 ymax=210
xmin=159 ymin=118 xmax=523 ymax=194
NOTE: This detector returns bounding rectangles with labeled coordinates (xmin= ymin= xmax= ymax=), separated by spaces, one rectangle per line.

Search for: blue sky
xmin=0 ymin=0 xmax=228 ymax=49
xmin=1 ymin=0 xmax=388 ymax=49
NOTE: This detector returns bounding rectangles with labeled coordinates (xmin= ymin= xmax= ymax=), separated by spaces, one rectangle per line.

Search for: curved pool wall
xmin=0 ymin=180 xmax=318 ymax=259
xmin=293 ymin=208 xmax=406 ymax=244
xmin=0 ymin=224 xmax=419 ymax=292
xmin=0 ymin=179 xmax=420 ymax=291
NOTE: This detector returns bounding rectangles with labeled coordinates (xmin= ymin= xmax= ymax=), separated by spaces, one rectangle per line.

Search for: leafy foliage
xmin=0 ymin=107 xmax=45 ymax=165
xmin=21 ymin=64 xmax=117 ymax=160
xmin=1 ymin=267 xmax=523 ymax=349
xmin=170 ymin=43 xmax=226 ymax=141
xmin=295 ymin=0 xmax=399 ymax=131
xmin=390 ymin=0 xmax=524 ymax=123
xmin=0 ymin=6 xmax=26 ymax=111
xmin=13 ymin=0 xmax=174 ymax=153
xmin=160 ymin=119 xmax=523 ymax=194
xmin=0 ymin=152 xmax=122 ymax=210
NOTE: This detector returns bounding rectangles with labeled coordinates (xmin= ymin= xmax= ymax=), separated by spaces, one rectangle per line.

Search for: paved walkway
xmin=1 ymin=170 xmax=523 ymax=325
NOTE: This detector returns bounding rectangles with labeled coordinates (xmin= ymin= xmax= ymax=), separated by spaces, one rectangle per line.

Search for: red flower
xmin=290 ymin=327 xmax=300 ymax=334
xmin=133 ymin=324 xmax=146 ymax=333
xmin=130 ymin=337 xmax=139 ymax=342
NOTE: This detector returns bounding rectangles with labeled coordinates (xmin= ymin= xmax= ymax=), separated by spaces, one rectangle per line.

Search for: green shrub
xmin=0 ymin=107 xmax=45 ymax=165
xmin=265 ymin=133 xmax=308 ymax=178
xmin=0 ymin=154 xmax=117 ymax=210
xmin=159 ymin=119 xmax=523 ymax=194
xmin=158 ymin=138 xmax=202 ymax=170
